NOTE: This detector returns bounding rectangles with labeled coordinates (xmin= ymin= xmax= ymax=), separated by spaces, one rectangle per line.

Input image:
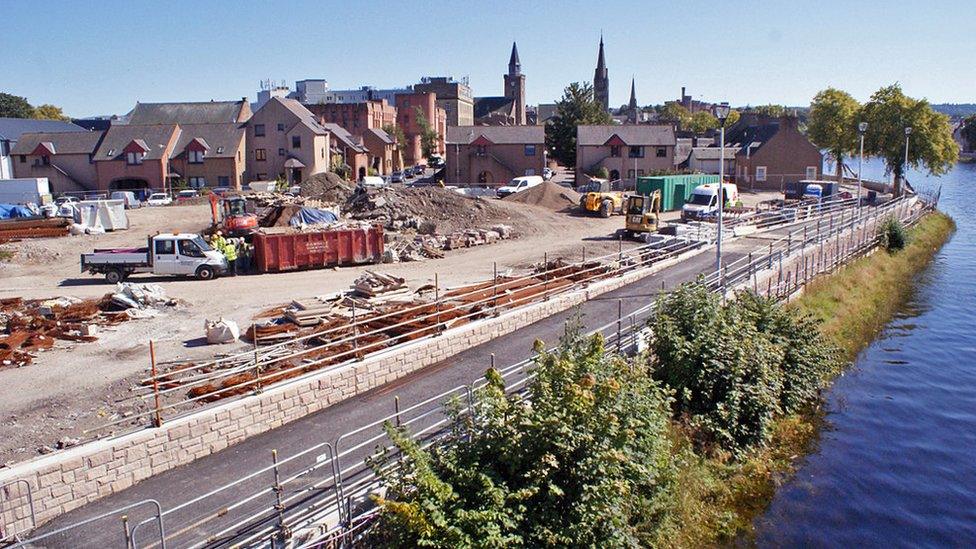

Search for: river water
xmin=756 ymin=160 xmax=976 ymax=546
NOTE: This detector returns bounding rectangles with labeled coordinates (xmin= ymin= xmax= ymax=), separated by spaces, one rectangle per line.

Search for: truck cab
xmin=150 ymin=234 xmax=225 ymax=276
xmin=624 ymin=190 xmax=662 ymax=238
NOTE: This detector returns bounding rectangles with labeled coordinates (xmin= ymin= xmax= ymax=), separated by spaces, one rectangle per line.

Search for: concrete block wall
xmin=0 ymin=246 xmax=707 ymax=536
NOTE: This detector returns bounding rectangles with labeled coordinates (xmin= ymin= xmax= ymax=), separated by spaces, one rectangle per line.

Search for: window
xmin=277 ymin=123 xmax=285 ymax=132
xmin=18 ymin=155 xmax=26 ymax=163
xmin=216 ymin=146 xmax=224 ymax=154
xmin=278 ymin=148 xmax=286 ymax=157
xmin=41 ymin=155 xmax=51 ymax=165
xmin=628 ymin=146 xmax=644 ymax=158
xmin=189 ymin=176 xmax=206 ymax=188
xmin=524 ymin=144 xmax=536 ymax=156
xmin=188 ymin=150 xmax=204 ymax=164
xmin=292 ymin=135 xmax=301 ymax=149
xmin=256 ymin=173 xmax=267 ymax=180
xmin=806 ymin=166 xmax=817 ymax=179
xmin=178 ymin=240 xmax=204 ymax=258
xmin=755 ymin=166 xmax=767 ymax=182
xmin=321 ymin=147 xmax=326 ymax=159
xmin=637 ymin=169 xmax=645 ymax=177
xmin=126 ymin=152 xmax=144 ymax=165
xmin=255 ymin=148 xmax=267 ymax=161
xmin=476 ymin=145 xmax=487 ymax=156
xmin=628 ymin=169 xmax=635 ymax=178
xmin=218 ymin=176 xmax=230 ymax=187
xmin=154 ymin=239 xmax=175 ymax=255
xmin=254 ymin=124 xmax=265 ymax=137
xmin=656 ymin=147 xmax=667 ymax=158
xmin=610 ymin=146 xmax=621 ymax=158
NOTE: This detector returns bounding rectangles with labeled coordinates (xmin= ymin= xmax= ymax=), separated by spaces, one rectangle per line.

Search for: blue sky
xmin=2 ymin=0 xmax=973 ymax=117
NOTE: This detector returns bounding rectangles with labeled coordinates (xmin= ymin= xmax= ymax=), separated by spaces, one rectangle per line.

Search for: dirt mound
xmin=503 ymin=181 xmax=581 ymax=210
xmin=345 ymin=186 xmax=519 ymax=233
xmin=300 ymin=172 xmax=355 ymax=203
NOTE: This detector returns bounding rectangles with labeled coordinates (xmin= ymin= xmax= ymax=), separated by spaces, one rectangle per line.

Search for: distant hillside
xmin=932 ymin=104 xmax=976 ymax=118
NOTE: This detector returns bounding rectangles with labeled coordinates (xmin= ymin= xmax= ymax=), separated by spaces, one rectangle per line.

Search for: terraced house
xmin=445 ymin=125 xmax=545 ymax=184
xmin=575 ymin=125 xmax=677 ymax=184
xmin=245 ymin=97 xmax=331 ymax=184
xmin=9 ymin=130 xmax=103 ymax=193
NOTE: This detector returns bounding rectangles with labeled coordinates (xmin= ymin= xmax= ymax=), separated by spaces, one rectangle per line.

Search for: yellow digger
xmin=624 ymin=190 xmax=662 ymax=238
xmin=578 ymin=179 xmax=625 ymax=218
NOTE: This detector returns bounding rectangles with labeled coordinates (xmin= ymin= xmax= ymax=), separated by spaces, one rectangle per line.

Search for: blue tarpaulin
xmin=288 ymin=207 xmax=338 ymax=227
xmin=0 ymin=204 xmax=36 ymax=220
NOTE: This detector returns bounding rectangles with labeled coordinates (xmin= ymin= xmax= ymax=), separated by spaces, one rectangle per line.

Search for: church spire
xmin=629 ymin=77 xmax=637 ymax=110
xmin=596 ymin=34 xmax=606 ymax=72
xmin=593 ymin=35 xmax=609 ymax=112
xmin=508 ymin=42 xmax=521 ymax=76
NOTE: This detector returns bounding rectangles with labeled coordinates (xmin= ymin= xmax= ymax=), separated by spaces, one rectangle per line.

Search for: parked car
xmin=428 ymin=155 xmax=444 ymax=168
xmin=176 ymin=189 xmax=200 ymax=202
xmin=543 ymin=167 xmax=554 ymax=181
xmin=391 ymin=171 xmax=405 ymax=183
xmin=146 ymin=192 xmax=173 ymax=206
xmin=359 ymin=175 xmax=387 ymax=188
xmin=404 ymin=170 xmax=415 ymax=179
xmin=496 ymin=176 xmax=544 ymax=198
xmin=110 ymin=191 xmax=142 ymax=209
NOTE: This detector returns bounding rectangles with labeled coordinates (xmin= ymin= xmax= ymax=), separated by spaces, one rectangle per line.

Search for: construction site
xmin=0 ymin=178 xmax=674 ymax=464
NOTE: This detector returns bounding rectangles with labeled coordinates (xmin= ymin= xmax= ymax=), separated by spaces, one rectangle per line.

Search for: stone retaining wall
xmin=0 ymin=246 xmax=707 ymax=537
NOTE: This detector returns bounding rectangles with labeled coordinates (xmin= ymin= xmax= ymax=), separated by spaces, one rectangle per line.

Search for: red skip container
xmin=253 ymin=226 xmax=384 ymax=273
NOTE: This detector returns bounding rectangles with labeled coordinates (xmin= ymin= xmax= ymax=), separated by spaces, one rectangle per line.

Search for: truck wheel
xmin=599 ymin=200 xmax=612 ymax=218
xmin=105 ymin=269 xmax=123 ymax=284
xmin=196 ymin=266 xmax=216 ymax=280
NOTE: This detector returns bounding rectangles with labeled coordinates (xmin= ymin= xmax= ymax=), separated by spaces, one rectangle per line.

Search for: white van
xmin=681 ymin=183 xmax=739 ymax=221
xmin=496 ymin=175 xmax=544 ymax=198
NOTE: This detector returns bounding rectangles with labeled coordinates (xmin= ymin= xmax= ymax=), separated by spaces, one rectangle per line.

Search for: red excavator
xmin=209 ymin=193 xmax=258 ymax=237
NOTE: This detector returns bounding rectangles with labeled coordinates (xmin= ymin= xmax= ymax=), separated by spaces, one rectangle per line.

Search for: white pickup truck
xmin=81 ymin=233 xmax=227 ymax=283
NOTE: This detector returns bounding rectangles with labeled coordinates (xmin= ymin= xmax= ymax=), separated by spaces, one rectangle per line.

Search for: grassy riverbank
xmin=664 ymin=211 xmax=956 ymax=546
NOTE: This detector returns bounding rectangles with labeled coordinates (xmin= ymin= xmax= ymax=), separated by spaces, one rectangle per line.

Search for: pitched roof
xmin=10 ymin=130 xmax=103 ymax=155
xmin=269 ymin=97 xmax=329 ymax=135
xmin=366 ymin=127 xmax=394 ymax=144
xmin=125 ymin=101 xmax=249 ymax=125
xmin=0 ymin=118 xmax=85 ymax=142
xmin=171 ymin=124 xmax=245 ymax=159
xmin=690 ymin=146 xmax=739 ymax=160
xmin=576 ymin=125 xmax=676 ymax=147
xmin=473 ymin=96 xmax=514 ymax=119
xmin=724 ymin=121 xmax=781 ymax=156
xmin=446 ymin=125 xmax=545 ymax=145
xmin=321 ymin=123 xmax=365 ymax=152
xmin=94 ymin=124 xmax=179 ymax=161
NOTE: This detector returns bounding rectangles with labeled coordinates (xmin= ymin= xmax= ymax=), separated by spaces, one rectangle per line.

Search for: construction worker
xmin=209 ymin=230 xmax=226 ymax=252
xmin=223 ymin=237 xmax=238 ymax=276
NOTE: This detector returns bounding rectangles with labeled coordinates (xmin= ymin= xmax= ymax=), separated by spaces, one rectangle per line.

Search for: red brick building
xmin=395 ymin=92 xmax=446 ymax=166
xmin=306 ymin=100 xmax=396 ymax=138
xmin=727 ymin=115 xmax=823 ymax=191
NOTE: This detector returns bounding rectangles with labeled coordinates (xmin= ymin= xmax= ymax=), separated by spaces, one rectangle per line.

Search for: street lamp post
xmin=713 ymin=102 xmax=731 ymax=280
xmin=857 ymin=122 xmax=868 ymax=217
xmin=902 ymin=126 xmax=912 ymax=196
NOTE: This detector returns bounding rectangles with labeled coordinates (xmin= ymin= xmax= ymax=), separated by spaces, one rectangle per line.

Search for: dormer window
xmin=126 ymin=151 xmax=144 ymax=165
xmin=188 ymin=150 xmax=205 ymax=164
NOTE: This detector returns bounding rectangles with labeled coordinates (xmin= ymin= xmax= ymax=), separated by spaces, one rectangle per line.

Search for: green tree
xmin=688 ymin=110 xmax=719 ymax=134
xmin=725 ymin=109 xmax=741 ymax=127
xmin=749 ymin=104 xmax=787 ymax=117
xmin=658 ymin=102 xmax=692 ymax=129
xmin=545 ymin=82 xmax=613 ymax=166
xmin=961 ymin=114 xmax=976 ymax=151
xmin=861 ymin=83 xmax=958 ymax=195
xmin=0 ymin=92 xmax=34 ymax=118
xmin=32 ymin=104 xmax=70 ymax=121
xmin=414 ymin=106 xmax=440 ymax=159
xmin=807 ymin=88 xmax=861 ymax=180
xmin=369 ymin=321 xmax=677 ymax=547
xmin=382 ymin=123 xmax=406 ymax=168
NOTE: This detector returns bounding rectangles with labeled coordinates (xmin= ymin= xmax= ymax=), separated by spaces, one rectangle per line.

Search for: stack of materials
xmin=383 ymin=225 xmax=514 ymax=263
xmin=0 ymin=217 xmax=70 ymax=241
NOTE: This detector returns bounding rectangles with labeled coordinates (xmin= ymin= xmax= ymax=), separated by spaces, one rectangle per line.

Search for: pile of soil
xmin=300 ymin=172 xmax=355 ymax=203
xmin=345 ymin=186 xmax=519 ymax=233
xmin=502 ymin=181 xmax=581 ymax=210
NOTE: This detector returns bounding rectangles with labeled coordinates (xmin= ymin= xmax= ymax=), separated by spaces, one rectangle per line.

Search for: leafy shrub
xmin=369 ymin=325 xmax=677 ymax=548
xmin=648 ymin=281 xmax=838 ymax=457
xmin=879 ymin=215 xmax=907 ymax=252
